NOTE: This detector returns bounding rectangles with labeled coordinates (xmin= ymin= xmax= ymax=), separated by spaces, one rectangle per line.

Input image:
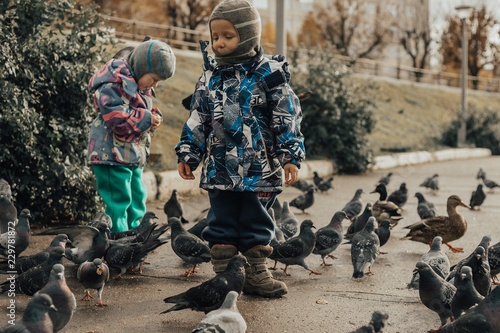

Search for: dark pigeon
xmin=450 ymin=245 xmax=492 ymax=297
xmin=277 ymin=201 xmax=299 ymax=239
xmin=387 ymin=182 xmax=408 ymax=208
xmin=77 ymin=258 xmax=110 ymax=307
xmin=270 ymin=219 xmax=320 ymax=276
xmin=420 ymin=173 xmax=439 ymax=193
xmin=168 ymin=217 xmax=211 ymax=277
xmin=164 ymin=189 xmax=189 ymax=223
xmin=0 ymin=246 xmax=66 ymax=296
xmin=271 ymin=197 xmax=282 ymax=221
xmin=108 ymin=211 xmax=159 ymax=241
xmin=415 ymin=192 xmax=437 ymax=219
xmin=312 ymin=171 xmax=324 ymax=188
xmin=37 ymin=263 xmax=77 ymax=332
xmin=187 ymin=218 xmax=208 ymax=241
xmin=407 ymin=236 xmax=450 ymax=290
xmin=374 ymin=219 xmax=392 ymax=251
xmin=291 ymin=179 xmax=315 ymax=192
xmin=162 ymin=254 xmax=248 ymax=314
xmin=317 ymin=176 xmax=334 ymax=193
xmin=192 ymin=290 xmax=247 ymax=333
xmin=450 ymin=266 xmax=485 ymax=319
xmin=313 ymin=211 xmax=348 ymax=266
xmin=0 ymin=189 xmax=16 ymax=234
xmin=0 ymin=293 xmax=57 ymax=333
xmin=377 ymin=172 xmax=393 ymax=186
xmin=479 ymin=173 xmax=500 ymax=193
xmin=351 ymin=217 xmax=380 ymax=279
xmin=344 ymin=203 xmax=372 ymax=241
xmin=488 ymin=240 xmax=500 ymax=284
xmin=476 ymin=168 xmax=486 ymax=180
xmin=289 ymin=187 xmax=314 ymax=214
xmin=469 ymin=184 xmax=486 ymax=211
xmin=342 ymin=189 xmax=364 ymax=221
xmin=415 ymin=261 xmax=456 ymax=332
xmin=349 ymin=310 xmax=389 ymax=333
xmin=88 ymin=211 xmax=113 ymax=230
xmin=0 ymin=208 xmax=31 ymax=258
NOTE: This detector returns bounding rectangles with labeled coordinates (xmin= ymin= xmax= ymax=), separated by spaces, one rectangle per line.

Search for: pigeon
xmin=0 ymin=234 xmax=69 ymax=274
xmin=271 ymin=197 xmax=282 ymax=221
xmin=479 ymin=173 xmax=500 ymax=193
xmin=316 ymin=176 xmax=334 ymax=193
xmin=469 ymin=184 xmax=486 ymax=211
xmin=270 ymin=219 xmax=320 ymax=276
xmin=162 ymin=254 xmax=248 ymax=314
xmin=476 ymin=168 xmax=486 ymax=180
xmin=0 ymin=208 xmax=31 ymax=258
xmin=0 ymin=293 xmax=57 ymax=333
xmin=374 ymin=219 xmax=392 ymax=251
xmin=370 ymin=183 xmax=403 ymax=226
xmin=377 ymin=172 xmax=393 ymax=186
xmin=420 ymin=173 xmax=439 ymax=193
xmin=312 ymin=171 xmax=324 ymax=188
xmin=187 ymin=217 xmax=208 ymax=241
xmin=88 ymin=211 xmax=113 ymax=230
xmin=415 ymin=261 xmax=456 ymax=332
xmin=351 ymin=217 xmax=380 ymax=279
xmin=37 ymin=263 xmax=77 ymax=332
xmin=38 ymin=221 xmax=110 ymax=265
xmin=291 ymin=179 xmax=315 ymax=192
xmin=312 ymin=211 xmax=348 ymax=266
xmin=344 ymin=203 xmax=372 ymax=240
xmin=349 ymin=310 xmax=389 ymax=333
xmin=192 ymin=290 xmax=247 ymax=333
xmin=449 ymin=245 xmax=492 ymax=297
xmin=450 ymin=266 xmax=485 ymax=319
xmin=342 ymin=189 xmax=364 ymax=221
xmin=0 ymin=246 xmax=66 ymax=296
xmin=407 ymin=236 xmax=450 ymax=290
xmin=289 ymin=187 xmax=314 ymax=214
xmin=108 ymin=211 xmax=159 ymax=241
xmin=488 ymin=241 xmax=500 ymax=284
xmin=438 ymin=283 xmax=500 ymax=333
xmin=387 ymin=182 xmax=408 ymax=208
xmin=415 ymin=192 xmax=437 ymax=219
xmin=277 ymin=201 xmax=299 ymax=239
xmin=269 ymin=208 xmax=285 ymax=247
xmin=0 ymin=190 xmax=16 ymax=234
xmin=77 ymin=258 xmax=110 ymax=307
xmin=447 ymin=236 xmax=491 ymax=283
xmin=168 ymin=217 xmax=211 ymax=277
xmin=164 ymin=189 xmax=189 ymax=223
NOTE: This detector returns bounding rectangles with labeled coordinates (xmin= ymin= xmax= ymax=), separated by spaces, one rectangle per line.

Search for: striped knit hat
xmin=209 ymin=0 xmax=261 ymax=65
xmin=127 ymin=40 xmax=176 ymax=80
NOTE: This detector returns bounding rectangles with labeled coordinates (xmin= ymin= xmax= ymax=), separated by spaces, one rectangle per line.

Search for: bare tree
xmin=440 ymin=6 xmax=500 ymax=90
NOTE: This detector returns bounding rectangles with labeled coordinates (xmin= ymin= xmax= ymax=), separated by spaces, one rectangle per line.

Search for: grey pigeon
xmin=77 ymin=258 xmax=110 ymax=307
xmin=192 ymin=290 xmax=247 ymax=333
xmin=269 ymin=208 xmax=285 ymax=248
xmin=168 ymin=217 xmax=211 ymax=277
xmin=476 ymin=168 xmax=486 ymax=180
xmin=469 ymin=184 xmax=486 ymax=210
xmin=0 ymin=189 xmax=16 ymax=234
xmin=291 ymin=179 xmax=315 ymax=192
xmin=108 ymin=211 xmax=159 ymax=241
xmin=0 ymin=234 xmax=69 ymax=274
xmin=488 ymin=240 xmax=500 ymax=284
xmin=270 ymin=219 xmax=320 ymax=276
xmin=313 ymin=211 xmax=348 ymax=266
xmin=0 ymin=208 xmax=31 ymax=258
xmin=312 ymin=171 xmax=324 ymax=188
xmin=0 ymin=246 xmax=66 ymax=296
xmin=351 ymin=217 xmax=380 ymax=279
xmin=415 ymin=192 xmax=437 ymax=219
xmin=377 ymin=172 xmax=393 ymax=186
xmin=342 ymin=189 xmax=364 ymax=221
xmin=450 ymin=266 xmax=485 ymax=319
xmin=450 ymin=245 xmax=492 ymax=297
xmin=88 ymin=211 xmax=113 ymax=230
xmin=349 ymin=310 xmax=389 ymax=333
xmin=316 ymin=176 xmax=334 ymax=193
xmin=37 ymin=264 xmax=77 ymax=332
xmin=277 ymin=201 xmax=298 ymax=239
xmin=479 ymin=173 xmax=500 ymax=193
xmin=164 ymin=189 xmax=189 ymax=223
xmin=407 ymin=236 xmax=450 ymax=290
xmin=415 ymin=261 xmax=456 ymax=332
xmin=289 ymin=187 xmax=314 ymax=214
xmin=344 ymin=203 xmax=372 ymax=240
xmin=38 ymin=221 xmax=110 ymax=265
xmin=438 ymin=283 xmax=500 ymax=333
xmin=420 ymin=173 xmax=439 ymax=193
xmin=162 ymin=254 xmax=248 ymax=314
xmin=387 ymin=182 xmax=408 ymax=208
xmin=271 ymin=197 xmax=282 ymax=221
xmin=0 ymin=293 xmax=57 ymax=333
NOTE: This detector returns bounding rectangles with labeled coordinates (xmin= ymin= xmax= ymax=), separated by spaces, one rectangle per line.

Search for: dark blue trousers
xmin=202 ymin=190 xmax=275 ymax=253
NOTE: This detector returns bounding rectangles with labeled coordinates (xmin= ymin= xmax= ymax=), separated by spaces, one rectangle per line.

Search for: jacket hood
xmin=88 ymin=58 xmax=138 ymax=99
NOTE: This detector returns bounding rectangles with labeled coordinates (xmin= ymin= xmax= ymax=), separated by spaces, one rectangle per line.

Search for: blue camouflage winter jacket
xmin=175 ymin=41 xmax=305 ymax=193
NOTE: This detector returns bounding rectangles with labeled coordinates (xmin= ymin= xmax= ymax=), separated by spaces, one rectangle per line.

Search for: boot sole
xmin=242 ymin=287 xmax=288 ymax=298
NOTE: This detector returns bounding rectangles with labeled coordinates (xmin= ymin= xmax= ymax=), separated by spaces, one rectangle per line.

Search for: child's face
xmin=138 ymin=73 xmax=163 ymax=91
xmin=210 ymin=19 xmax=240 ymax=55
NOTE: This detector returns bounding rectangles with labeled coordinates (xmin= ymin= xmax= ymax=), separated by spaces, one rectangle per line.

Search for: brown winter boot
xmin=242 ymin=245 xmax=288 ymax=298
xmin=210 ymin=244 xmax=239 ymax=273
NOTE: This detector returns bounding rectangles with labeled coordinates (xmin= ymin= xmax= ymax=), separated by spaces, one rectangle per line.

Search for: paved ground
xmin=2 ymin=156 xmax=499 ymax=333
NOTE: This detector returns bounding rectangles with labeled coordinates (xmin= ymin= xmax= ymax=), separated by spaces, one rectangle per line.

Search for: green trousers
xmin=92 ymin=165 xmax=147 ymax=232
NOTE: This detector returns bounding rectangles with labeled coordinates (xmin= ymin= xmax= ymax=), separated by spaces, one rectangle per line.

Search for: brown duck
xmin=370 ymin=183 xmax=404 ymax=228
xmin=402 ymin=195 xmax=470 ymax=253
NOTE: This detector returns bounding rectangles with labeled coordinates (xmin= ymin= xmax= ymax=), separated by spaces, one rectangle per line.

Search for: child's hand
xmin=284 ymin=163 xmax=299 ymax=185
xmin=178 ymin=162 xmax=195 ymax=180
xmin=151 ymin=113 xmax=162 ymax=130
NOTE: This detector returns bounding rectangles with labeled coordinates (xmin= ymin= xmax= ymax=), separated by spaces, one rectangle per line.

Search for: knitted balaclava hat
xmin=127 ymin=40 xmax=176 ymax=80
xmin=209 ymin=0 xmax=261 ymax=65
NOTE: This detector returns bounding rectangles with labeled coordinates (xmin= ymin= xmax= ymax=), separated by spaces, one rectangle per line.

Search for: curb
xmin=144 ymin=148 xmax=492 ymax=202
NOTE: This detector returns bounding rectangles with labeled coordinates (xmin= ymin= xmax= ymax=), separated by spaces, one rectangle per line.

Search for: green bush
xmin=0 ymin=0 xmax=113 ymax=225
xmin=440 ymin=106 xmax=500 ymax=155
xmin=289 ymin=48 xmax=376 ymax=174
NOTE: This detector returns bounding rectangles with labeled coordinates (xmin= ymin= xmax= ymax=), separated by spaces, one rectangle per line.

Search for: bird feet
xmin=81 ymin=290 xmax=94 ymax=302
xmin=445 ymin=243 xmax=464 ymax=253
xmin=308 ymin=269 xmax=321 ymax=275
xmin=327 ymin=254 xmax=338 ymax=260
xmin=96 ymin=299 xmax=108 ymax=307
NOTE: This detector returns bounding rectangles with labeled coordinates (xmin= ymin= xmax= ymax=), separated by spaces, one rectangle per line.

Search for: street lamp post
xmin=455 ymin=5 xmax=472 ymax=148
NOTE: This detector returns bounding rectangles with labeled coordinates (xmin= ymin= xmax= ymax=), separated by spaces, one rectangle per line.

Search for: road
xmin=2 ymin=155 xmax=499 ymax=333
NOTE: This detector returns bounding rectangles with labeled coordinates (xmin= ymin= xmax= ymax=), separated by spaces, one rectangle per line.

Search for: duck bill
xmin=458 ymin=201 xmax=471 ymax=209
